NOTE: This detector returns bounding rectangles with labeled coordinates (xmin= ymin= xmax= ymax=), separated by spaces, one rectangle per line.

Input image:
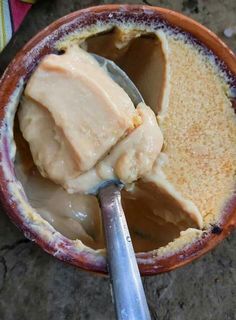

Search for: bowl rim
xmin=0 ymin=4 xmax=236 ymax=276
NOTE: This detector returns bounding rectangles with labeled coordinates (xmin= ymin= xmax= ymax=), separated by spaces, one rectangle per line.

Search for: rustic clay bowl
xmin=0 ymin=5 xmax=235 ymax=275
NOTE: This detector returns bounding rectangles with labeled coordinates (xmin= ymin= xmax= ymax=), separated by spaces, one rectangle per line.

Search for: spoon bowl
xmin=92 ymin=54 xmax=144 ymax=106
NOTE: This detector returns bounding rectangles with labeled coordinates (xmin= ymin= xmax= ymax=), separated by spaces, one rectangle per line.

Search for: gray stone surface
xmin=0 ymin=1 xmax=236 ymax=319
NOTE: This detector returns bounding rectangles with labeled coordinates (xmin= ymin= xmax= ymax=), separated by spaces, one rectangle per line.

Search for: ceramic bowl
xmin=0 ymin=5 xmax=235 ymax=275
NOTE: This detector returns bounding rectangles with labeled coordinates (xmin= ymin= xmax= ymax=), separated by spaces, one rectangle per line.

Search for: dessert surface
xmin=15 ymin=18 xmax=236 ymax=254
xmin=15 ymin=22 xmax=236 ymax=253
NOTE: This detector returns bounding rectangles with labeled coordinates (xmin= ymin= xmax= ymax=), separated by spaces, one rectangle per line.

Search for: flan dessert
xmin=13 ymin=20 xmax=236 ymax=255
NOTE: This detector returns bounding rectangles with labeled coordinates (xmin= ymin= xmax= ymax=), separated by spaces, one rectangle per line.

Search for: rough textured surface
xmin=0 ymin=1 xmax=236 ymax=319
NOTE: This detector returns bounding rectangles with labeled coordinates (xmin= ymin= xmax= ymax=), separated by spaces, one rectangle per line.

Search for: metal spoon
xmin=92 ymin=54 xmax=144 ymax=107
xmin=92 ymin=54 xmax=151 ymax=320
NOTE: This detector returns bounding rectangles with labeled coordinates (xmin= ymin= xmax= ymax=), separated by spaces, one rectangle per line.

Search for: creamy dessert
xmin=14 ymin=22 xmax=236 ymax=254
xmin=19 ymin=46 xmax=143 ymax=188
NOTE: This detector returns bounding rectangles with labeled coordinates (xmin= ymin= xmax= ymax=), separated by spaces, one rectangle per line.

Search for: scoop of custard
xmin=18 ymin=45 xmax=163 ymax=191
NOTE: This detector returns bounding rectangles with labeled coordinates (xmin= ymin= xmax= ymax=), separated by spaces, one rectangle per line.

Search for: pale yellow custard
xmin=19 ymin=46 xmax=137 ymax=186
xmin=14 ymin=24 xmax=236 ymax=255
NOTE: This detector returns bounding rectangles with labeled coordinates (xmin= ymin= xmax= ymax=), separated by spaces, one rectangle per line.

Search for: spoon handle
xmin=98 ymin=183 xmax=151 ymax=320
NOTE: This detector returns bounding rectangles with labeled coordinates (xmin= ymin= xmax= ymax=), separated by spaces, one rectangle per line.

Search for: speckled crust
xmin=0 ymin=5 xmax=236 ymax=275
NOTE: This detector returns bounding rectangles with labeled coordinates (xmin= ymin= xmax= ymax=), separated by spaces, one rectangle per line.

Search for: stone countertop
xmin=0 ymin=1 xmax=236 ymax=319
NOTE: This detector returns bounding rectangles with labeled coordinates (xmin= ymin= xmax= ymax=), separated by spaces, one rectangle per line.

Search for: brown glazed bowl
xmin=0 ymin=5 xmax=236 ymax=276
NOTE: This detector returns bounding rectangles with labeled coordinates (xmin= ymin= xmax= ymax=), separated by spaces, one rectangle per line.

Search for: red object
xmin=10 ymin=0 xmax=31 ymax=32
